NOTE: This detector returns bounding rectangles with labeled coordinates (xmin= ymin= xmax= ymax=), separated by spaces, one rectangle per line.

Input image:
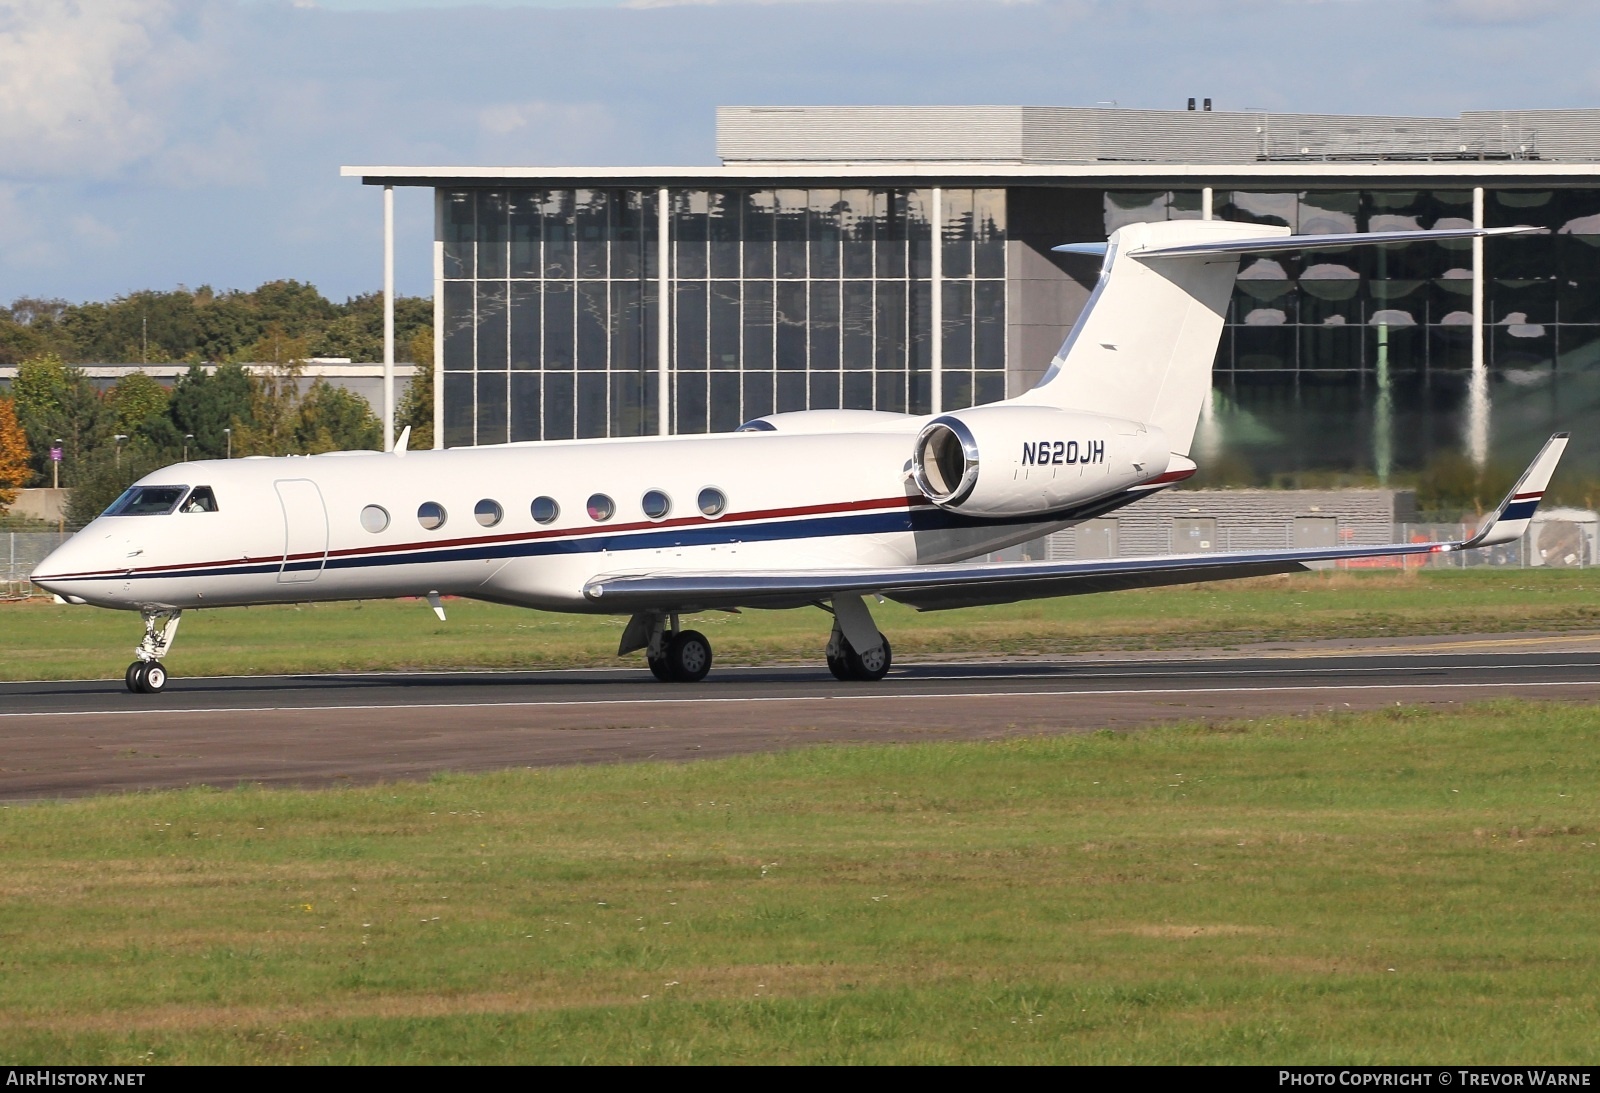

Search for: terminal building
xmin=344 ymin=105 xmax=1600 ymax=481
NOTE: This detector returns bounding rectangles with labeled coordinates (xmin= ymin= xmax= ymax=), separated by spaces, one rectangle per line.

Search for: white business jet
xmin=33 ymin=220 xmax=1567 ymax=694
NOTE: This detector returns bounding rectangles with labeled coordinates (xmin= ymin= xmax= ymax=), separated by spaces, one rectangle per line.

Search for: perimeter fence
xmin=3 ymin=531 xmax=77 ymax=599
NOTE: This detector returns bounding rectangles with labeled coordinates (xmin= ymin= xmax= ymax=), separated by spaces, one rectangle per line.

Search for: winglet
xmin=1459 ymin=433 xmax=1569 ymax=549
xmin=394 ymin=425 xmax=411 ymax=456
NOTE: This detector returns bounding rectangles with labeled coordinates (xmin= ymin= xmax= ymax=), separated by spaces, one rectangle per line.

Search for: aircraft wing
xmin=583 ymin=434 xmax=1568 ymax=614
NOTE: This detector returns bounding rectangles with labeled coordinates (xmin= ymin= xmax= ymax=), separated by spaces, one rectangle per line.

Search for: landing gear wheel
xmin=646 ymin=653 xmax=672 ymax=682
xmin=664 ymin=630 xmax=713 ymax=682
xmin=825 ymin=649 xmax=852 ymax=682
xmin=140 ymin=661 xmax=168 ymax=694
xmin=844 ymin=638 xmax=892 ymax=682
xmin=125 ymin=662 xmax=143 ymax=693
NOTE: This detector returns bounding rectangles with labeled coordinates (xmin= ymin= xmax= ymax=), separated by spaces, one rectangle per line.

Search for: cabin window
xmin=181 ymin=486 xmax=218 ymax=513
xmin=697 ymin=487 xmax=727 ymax=517
xmin=475 ymin=499 xmax=504 ymax=528
xmin=586 ymin=493 xmax=615 ymax=522
xmin=641 ymin=489 xmax=671 ymax=520
xmin=531 ymin=496 xmax=559 ymax=525
xmin=360 ymin=505 xmax=390 ymax=533
xmin=103 ymin=485 xmax=187 ymax=517
xmin=417 ymin=502 xmax=447 ymax=530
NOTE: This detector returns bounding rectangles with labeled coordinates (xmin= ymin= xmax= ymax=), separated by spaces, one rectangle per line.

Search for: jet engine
xmin=911 ymin=405 xmax=1171 ymax=518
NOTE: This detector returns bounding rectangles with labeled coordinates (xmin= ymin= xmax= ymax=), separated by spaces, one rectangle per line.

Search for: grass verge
xmin=2 ymin=699 xmax=1597 ymax=1063
xmin=7 ymin=568 xmax=1600 ymax=681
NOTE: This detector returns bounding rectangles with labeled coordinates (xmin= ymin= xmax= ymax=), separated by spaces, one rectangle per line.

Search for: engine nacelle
xmin=911 ymin=406 xmax=1171 ymax=518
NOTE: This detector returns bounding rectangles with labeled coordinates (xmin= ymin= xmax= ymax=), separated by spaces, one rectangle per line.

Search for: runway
xmin=3 ymin=640 xmax=1599 ymax=800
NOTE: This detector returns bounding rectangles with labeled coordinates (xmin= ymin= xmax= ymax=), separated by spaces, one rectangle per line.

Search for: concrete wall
xmin=6 ymin=488 xmax=69 ymax=523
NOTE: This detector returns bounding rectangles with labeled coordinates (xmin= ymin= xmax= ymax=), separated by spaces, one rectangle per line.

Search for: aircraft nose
xmin=31 ymin=529 xmax=128 ymax=604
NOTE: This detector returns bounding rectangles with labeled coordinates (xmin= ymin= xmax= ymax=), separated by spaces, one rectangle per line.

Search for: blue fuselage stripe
xmin=71 ymin=502 xmax=1063 ymax=584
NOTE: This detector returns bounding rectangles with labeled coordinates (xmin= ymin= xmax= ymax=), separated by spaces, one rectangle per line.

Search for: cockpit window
xmin=181 ymin=486 xmax=218 ymax=513
xmin=103 ymin=485 xmax=188 ymax=517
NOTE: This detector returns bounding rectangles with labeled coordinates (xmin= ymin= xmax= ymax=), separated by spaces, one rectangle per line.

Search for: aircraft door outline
xmin=275 ymin=479 xmax=329 ymax=583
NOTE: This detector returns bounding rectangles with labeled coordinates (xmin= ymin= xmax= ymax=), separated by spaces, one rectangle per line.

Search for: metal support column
xmin=1201 ymin=186 xmax=1213 ymax=221
xmin=431 ymin=189 xmax=445 ymax=449
xmin=657 ymin=187 xmax=671 ymax=436
xmin=930 ymin=186 xmax=943 ymax=414
xmin=1469 ymin=185 xmax=1488 ymax=468
xmin=382 ymin=184 xmax=395 ymax=451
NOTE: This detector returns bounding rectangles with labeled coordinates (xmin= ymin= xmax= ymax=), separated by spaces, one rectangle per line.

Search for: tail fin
xmin=1009 ymin=220 xmax=1282 ymax=455
xmin=1010 ymin=221 xmax=1535 ymax=458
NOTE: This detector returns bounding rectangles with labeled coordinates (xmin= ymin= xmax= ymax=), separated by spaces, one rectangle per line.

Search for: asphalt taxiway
xmin=3 ymin=635 xmax=1599 ymax=800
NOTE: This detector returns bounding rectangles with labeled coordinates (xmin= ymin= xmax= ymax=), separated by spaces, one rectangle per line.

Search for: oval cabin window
xmin=531 ymin=496 xmax=559 ymax=525
xmin=417 ymin=502 xmax=447 ymax=530
xmin=475 ymin=499 xmax=503 ymax=528
xmin=642 ymin=489 xmax=671 ymax=520
xmin=697 ymin=487 xmax=727 ymax=517
xmin=360 ymin=505 xmax=389 ymax=533
xmin=586 ymin=494 xmax=615 ymax=522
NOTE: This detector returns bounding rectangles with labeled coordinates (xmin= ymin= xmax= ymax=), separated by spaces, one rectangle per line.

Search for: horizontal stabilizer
xmin=583 ymin=435 xmax=1569 ymax=615
xmin=1051 ymin=225 xmax=1534 ymax=262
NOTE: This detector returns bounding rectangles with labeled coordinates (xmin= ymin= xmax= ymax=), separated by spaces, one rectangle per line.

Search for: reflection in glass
xmin=476 ymin=372 xmax=508 ymax=445
xmin=417 ymin=502 xmax=447 ymax=531
xmin=642 ymin=489 xmax=670 ymax=519
xmin=697 ymin=487 xmax=726 ymax=517
xmin=531 ymin=496 xmax=559 ymax=524
xmin=586 ymin=494 xmax=615 ymax=522
xmin=474 ymin=499 xmax=504 ymax=528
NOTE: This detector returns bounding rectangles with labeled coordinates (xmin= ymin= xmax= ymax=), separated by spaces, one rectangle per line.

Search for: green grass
xmin=2 ymin=700 xmax=1597 ymax=1063
xmin=7 ymin=568 xmax=1600 ymax=681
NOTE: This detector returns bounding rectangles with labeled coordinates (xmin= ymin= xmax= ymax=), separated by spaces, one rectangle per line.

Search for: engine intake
xmin=912 ymin=406 xmax=1171 ymax=518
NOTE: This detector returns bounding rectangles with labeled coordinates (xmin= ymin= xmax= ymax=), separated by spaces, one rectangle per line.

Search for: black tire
xmin=825 ymin=650 xmax=852 ymax=681
xmin=646 ymin=653 xmax=672 ymax=682
xmin=125 ymin=662 xmax=144 ymax=693
xmin=844 ymin=637 xmax=892 ymax=682
xmin=665 ymin=630 xmax=712 ymax=683
xmin=140 ymin=661 xmax=168 ymax=694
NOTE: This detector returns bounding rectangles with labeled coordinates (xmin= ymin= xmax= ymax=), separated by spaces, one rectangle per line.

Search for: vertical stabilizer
xmin=1011 ymin=220 xmax=1287 ymax=455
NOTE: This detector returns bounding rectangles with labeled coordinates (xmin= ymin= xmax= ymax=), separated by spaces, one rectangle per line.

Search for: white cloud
xmin=475 ymin=100 xmax=616 ymax=154
xmin=0 ymin=0 xmax=179 ymax=176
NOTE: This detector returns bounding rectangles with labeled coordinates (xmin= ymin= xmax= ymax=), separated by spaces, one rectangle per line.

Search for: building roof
xmin=345 ymin=104 xmax=1600 ymax=190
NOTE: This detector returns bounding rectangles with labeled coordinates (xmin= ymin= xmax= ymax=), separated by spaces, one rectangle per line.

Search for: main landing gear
xmin=619 ymin=592 xmax=893 ymax=684
xmin=822 ymin=592 xmax=893 ymax=682
xmin=619 ymin=612 xmax=714 ymax=683
xmin=125 ymin=609 xmax=182 ymax=694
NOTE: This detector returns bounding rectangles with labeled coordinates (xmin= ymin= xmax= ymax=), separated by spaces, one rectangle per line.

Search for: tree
xmin=107 ymin=371 xmax=170 ymax=434
xmin=64 ymin=441 xmax=172 ymax=528
xmin=293 ymin=379 xmax=382 ymax=453
xmin=231 ymin=327 xmax=308 ymax=456
xmin=9 ymin=354 xmax=114 ymax=486
xmin=0 ymin=397 xmax=30 ymax=512
xmin=397 ymin=325 xmax=434 ymax=450
xmin=168 ymin=362 xmax=253 ymax=458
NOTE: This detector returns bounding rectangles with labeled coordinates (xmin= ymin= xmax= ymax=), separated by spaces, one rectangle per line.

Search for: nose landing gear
xmin=125 ymin=609 xmax=182 ymax=694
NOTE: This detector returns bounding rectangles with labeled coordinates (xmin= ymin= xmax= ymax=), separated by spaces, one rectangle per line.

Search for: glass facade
xmin=1104 ymin=188 xmax=1600 ymax=480
xmin=442 ymin=188 xmax=661 ymax=447
xmin=439 ymin=187 xmax=1006 ymax=448
xmin=437 ymin=181 xmax=1596 ymax=485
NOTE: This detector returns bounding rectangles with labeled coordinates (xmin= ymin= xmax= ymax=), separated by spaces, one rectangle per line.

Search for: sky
xmin=2 ymin=0 xmax=1599 ymax=304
